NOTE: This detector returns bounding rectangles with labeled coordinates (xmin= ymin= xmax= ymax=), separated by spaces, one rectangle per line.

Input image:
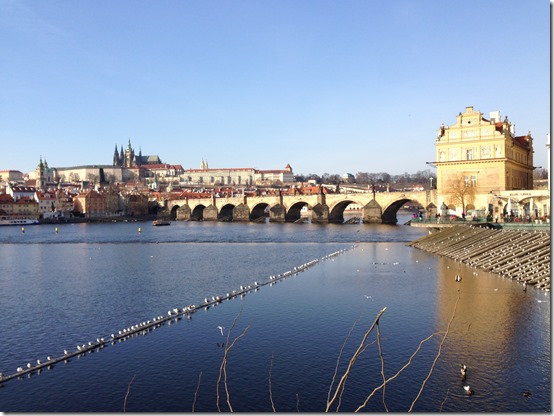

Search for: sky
xmin=0 ymin=0 xmax=550 ymax=176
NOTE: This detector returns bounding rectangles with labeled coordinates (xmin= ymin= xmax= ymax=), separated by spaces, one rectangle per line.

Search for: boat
xmin=152 ymin=219 xmax=171 ymax=226
xmin=0 ymin=218 xmax=39 ymax=226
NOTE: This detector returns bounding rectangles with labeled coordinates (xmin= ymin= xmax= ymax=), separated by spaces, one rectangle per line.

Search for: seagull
xmin=17 ymin=367 xmax=23 ymax=372
xmin=464 ymin=385 xmax=474 ymax=395
xmin=36 ymin=359 xmax=41 ymax=365
xmin=217 ymin=326 xmax=224 ymax=336
xmin=455 ymin=274 xmax=462 ymax=282
xmin=460 ymin=364 xmax=467 ymax=379
xmin=364 ymin=295 xmax=373 ymax=301
xmin=64 ymin=349 xmax=68 ymax=355
xmin=27 ymin=363 xmax=32 ymax=369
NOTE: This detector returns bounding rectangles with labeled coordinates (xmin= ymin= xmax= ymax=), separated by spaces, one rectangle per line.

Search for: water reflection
xmin=0 ymin=224 xmax=549 ymax=412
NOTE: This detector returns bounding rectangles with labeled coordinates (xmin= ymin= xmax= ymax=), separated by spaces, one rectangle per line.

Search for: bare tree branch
xmin=269 ymin=353 xmax=276 ymax=412
xmin=408 ymin=288 xmax=461 ymax=412
xmin=326 ymin=307 xmax=387 ymax=412
xmin=192 ymin=371 xmax=202 ymax=412
xmin=123 ymin=374 xmax=136 ymax=413
xmin=376 ymin=322 xmax=388 ymax=412
xmin=354 ymin=333 xmax=437 ymax=412
xmin=327 ymin=315 xmax=362 ymax=404
xmin=216 ymin=302 xmax=250 ymax=412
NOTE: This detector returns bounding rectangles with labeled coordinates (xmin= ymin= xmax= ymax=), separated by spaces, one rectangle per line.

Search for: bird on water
xmin=455 ymin=274 xmax=462 ymax=282
xmin=464 ymin=385 xmax=474 ymax=395
xmin=460 ymin=364 xmax=467 ymax=379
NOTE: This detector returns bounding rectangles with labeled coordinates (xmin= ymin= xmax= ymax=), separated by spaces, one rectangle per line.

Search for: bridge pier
xmin=269 ymin=204 xmax=286 ymax=222
xmin=311 ymin=203 xmax=330 ymax=224
xmin=203 ymin=205 xmax=218 ymax=221
xmin=233 ymin=203 xmax=250 ymax=221
xmin=176 ymin=204 xmax=191 ymax=221
xmin=362 ymin=199 xmax=383 ymax=223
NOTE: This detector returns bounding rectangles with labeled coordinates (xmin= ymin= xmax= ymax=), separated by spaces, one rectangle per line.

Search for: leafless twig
xmin=123 ymin=374 xmax=136 ymax=413
xmin=192 ymin=371 xmax=202 ymax=412
xmin=439 ymin=388 xmax=450 ymax=412
xmin=326 ymin=307 xmax=387 ymax=412
xmin=408 ymin=288 xmax=461 ymax=412
xmin=354 ymin=333 xmax=437 ymax=412
xmin=376 ymin=321 xmax=388 ymax=412
xmin=327 ymin=315 xmax=362 ymax=405
xmin=269 ymin=353 xmax=276 ymax=412
xmin=216 ymin=303 xmax=250 ymax=412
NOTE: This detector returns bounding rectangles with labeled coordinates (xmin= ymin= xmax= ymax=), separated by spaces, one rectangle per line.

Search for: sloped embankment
xmin=408 ymin=225 xmax=550 ymax=291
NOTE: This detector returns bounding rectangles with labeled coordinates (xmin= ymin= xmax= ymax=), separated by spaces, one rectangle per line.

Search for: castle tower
xmin=113 ymin=145 xmax=120 ymax=166
xmin=125 ymin=139 xmax=135 ymax=167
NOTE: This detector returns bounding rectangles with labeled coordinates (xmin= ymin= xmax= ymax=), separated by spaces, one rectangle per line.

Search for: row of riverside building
xmin=0 ymin=106 xmax=550 ymax=221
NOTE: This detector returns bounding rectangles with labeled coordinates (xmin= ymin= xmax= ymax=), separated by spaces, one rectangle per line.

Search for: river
xmin=0 ymin=217 xmax=550 ymax=412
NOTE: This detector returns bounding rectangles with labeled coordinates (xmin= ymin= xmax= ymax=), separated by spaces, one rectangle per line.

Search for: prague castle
xmin=113 ymin=139 xmax=162 ymax=167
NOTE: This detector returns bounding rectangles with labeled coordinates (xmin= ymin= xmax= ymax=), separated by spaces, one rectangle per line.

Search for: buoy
xmin=55 ymin=227 xmax=58 ymax=234
xmin=138 ymin=227 xmax=142 ymax=233
xmin=21 ymin=227 xmax=25 ymax=233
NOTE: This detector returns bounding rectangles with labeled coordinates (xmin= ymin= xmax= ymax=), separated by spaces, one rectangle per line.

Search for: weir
xmin=0 ymin=246 xmax=356 ymax=386
xmin=408 ymin=226 xmax=550 ymax=290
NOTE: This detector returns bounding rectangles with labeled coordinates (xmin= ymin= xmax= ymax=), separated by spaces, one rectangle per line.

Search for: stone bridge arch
xmin=170 ymin=204 xmax=180 ymax=219
xmin=249 ymin=203 xmax=269 ymax=222
xmin=218 ymin=203 xmax=235 ymax=221
xmin=285 ymin=201 xmax=310 ymax=222
xmin=191 ymin=204 xmax=207 ymax=221
xmin=381 ymin=197 xmax=434 ymax=224
xmin=328 ymin=199 xmax=363 ymax=223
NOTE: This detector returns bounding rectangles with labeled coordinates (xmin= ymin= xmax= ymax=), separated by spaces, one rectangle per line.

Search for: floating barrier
xmin=0 ymin=245 xmax=357 ymax=385
xmin=408 ymin=226 xmax=550 ymax=290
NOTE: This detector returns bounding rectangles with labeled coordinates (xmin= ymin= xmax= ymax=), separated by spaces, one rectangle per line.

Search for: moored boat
xmin=0 ymin=217 xmax=39 ymax=226
xmin=152 ymin=219 xmax=171 ymax=226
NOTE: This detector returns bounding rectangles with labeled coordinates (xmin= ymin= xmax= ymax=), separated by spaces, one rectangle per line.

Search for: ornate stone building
xmin=435 ymin=106 xmax=534 ymax=194
xmin=35 ymin=157 xmax=56 ymax=191
xmin=434 ymin=106 xmax=547 ymax=219
xmin=113 ymin=139 xmax=162 ymax=167
xmin=180 ymin=160 xmax=294 ymax=186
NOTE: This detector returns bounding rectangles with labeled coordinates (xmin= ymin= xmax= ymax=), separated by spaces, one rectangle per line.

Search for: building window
xmin=466 ymin=149 xmax=473 ymax=160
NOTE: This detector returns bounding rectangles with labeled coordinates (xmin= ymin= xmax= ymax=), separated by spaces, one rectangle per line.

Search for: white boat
xmin=0 ymin=218 xmax=39 ymax=226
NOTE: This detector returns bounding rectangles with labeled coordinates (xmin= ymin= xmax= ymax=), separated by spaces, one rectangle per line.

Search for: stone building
xmin=73 ymin=190 xmax=107 ymax=217
xmin=434 ymin=106 xmax=547 ymax=219
xmin=113 ymin=139 xmax=162 ymax=168
xmin=180 ymin=160 xmax=294 ymax=186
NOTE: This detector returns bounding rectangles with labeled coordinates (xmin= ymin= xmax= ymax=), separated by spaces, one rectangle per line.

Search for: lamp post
xmin=429 ymin=177 xmax=434 ymax=190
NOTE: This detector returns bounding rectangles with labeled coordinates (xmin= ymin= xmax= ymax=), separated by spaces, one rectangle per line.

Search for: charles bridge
xmin=164 ymin=189 xmax=438 ymax=224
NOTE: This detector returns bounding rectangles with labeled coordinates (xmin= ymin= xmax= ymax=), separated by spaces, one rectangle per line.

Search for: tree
xmin=444 ymin=173 xmax=476 ymax=215
xmin=533 ymin=167 xmax=548 ymax=180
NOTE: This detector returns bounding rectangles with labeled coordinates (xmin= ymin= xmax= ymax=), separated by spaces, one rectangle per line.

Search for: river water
xmin=0 ymin=217 xmax=550 ymax=412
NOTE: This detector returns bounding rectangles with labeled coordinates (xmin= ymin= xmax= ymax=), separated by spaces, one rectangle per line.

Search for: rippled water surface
xmin=0 ymin=219 xmax=550 ymax=412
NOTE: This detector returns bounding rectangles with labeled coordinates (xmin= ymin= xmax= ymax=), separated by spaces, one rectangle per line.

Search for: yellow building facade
xmin=433 ymin=106 xmax=546 ymax=219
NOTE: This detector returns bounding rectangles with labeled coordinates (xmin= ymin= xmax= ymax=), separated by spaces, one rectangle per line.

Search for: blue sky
xmin=0 ymin=0 xmax=550 ymax=176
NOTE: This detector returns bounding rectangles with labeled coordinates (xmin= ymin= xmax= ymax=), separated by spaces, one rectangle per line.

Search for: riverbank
xmin=408 ymin=225 xmax=550 ymax=291
xmin=38 ymin=214 xmax=157 ymax=225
